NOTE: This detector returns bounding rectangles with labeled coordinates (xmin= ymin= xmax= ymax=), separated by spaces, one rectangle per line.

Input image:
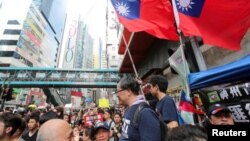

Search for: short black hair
xmin=149 ymin=75 xmax=168 ymax=93
xmin=0 ymin=112 xmax=24 ymax=136
xmin=167 ymin=125 xmax=207 ymax=141
xmin=104 ymin=108 xmax=113 ymax=116
xmin=85 ymin=127 xmax=95 ymax=140
xmin=29 ymin=114 xmax=40 ymax=122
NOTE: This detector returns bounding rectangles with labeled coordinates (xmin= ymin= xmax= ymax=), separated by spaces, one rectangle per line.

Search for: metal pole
xmin=189 ymin=37 xmax=207 ymax=71
xmin=122 ymin=32 xmax=139 ymax=78
xmin=0 ymin=80 xmax=5 ymax=110
xmin=178 ymin=33 xmax=192 ymax=98
xmin=171 ymin=0 xmax=206 ymax=71
xmin=122 ymin=32 xmax=145 ymax=95
xmin=171 ymin=0 xmax=203 ymax=124
xmin=171 ymin=0 xmax=200 ymax=95
xmin=0 ymin=80 xmax=4 ymax=100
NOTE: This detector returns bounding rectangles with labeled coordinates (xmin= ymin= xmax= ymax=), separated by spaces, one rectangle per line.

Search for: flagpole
xmin=122 ymin=32 xmax=138 ymax=78
xmin=171 ymin=0 xmax=206 ymax=124
xmin=189 ymin=37 xmax=207 ymax=71
xmin=171 ymin=0 xmax=207 ymax=72
xmin=170 ymin=0 xmax=191 ymax=95
xmin=122 ymin=32 xmax=145 ymax=96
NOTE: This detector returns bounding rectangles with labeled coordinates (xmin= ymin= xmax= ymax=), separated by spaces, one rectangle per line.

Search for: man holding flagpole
xmin=148 ymin=75 xmax=179 ymax=128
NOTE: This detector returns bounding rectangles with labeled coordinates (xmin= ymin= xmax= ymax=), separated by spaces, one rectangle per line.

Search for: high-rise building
xmin=93 ymin=38 xmax=102 ymax=69
xmin=82 ymin=26 xmax=94 ymax=69
xmin=73 ymin=20 xmax=86 ymax=68
xmin=101 ymin=50 xmax=107 ymax=69
xmin=106 ymin=0 xmax=122 ymax=69
xmin=33 ymin=0 xmax=67 ymax=44
xmin=0 ymin=0 xmax=67 ymax=106
xmin=33 ymin=0 xmax=67 ymax=67
xmin=0 ymin=0 xmax=66 ymax=67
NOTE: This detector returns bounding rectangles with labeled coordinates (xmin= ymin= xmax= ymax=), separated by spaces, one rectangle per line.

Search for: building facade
xmin=0 ymin=0 xmax=67 ymax=106
xmin=0 ymin=0 xmax=66 ymax=67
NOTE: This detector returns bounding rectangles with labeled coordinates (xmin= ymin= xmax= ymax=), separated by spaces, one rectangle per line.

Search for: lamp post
xmin=0 ymin=79 xmax=10 ymax=110
xmin=0 ymin=79 xmax=6 ymax=110
xmin=0 ymin=80 xmax=4 ymax=100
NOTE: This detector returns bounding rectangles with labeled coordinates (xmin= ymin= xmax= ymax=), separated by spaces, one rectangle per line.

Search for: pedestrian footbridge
xmin=0 ymin=67 xmax=120 ymax=88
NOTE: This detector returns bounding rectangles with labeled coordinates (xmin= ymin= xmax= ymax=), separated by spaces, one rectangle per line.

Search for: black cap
xmin=94 ymin=122 xmax=109 ymax=134
xmin=208 ymin=104 xmax=230 ymax=117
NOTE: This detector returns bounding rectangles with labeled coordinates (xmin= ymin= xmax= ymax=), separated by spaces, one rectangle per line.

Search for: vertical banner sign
xmin=169 ymin=47 xmax=190 ymax=80
xmin=63 ymin=19 xmax=78 ymax=68
xmin=169 ymin=47 xmax=190 ymax=93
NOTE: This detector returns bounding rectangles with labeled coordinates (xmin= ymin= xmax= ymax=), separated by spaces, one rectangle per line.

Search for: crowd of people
xmin=0 ymin=74 xmax=237 ymax=141
xmin=0 ymin=103 xmax=126 ymax=141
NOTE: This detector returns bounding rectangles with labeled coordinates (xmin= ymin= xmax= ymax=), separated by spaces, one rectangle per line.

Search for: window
xmin=0 ymin=40 xmax=18 ymax=45
xmin=0 ymin=51 xmax=14 ymax=57
xmin=3 ymin=29 xmax=21 ymax=35
xmin=0 ymin=63 xmax=10 ymax=67
xmin=0 ymin=51 xmax=33 ymax=67
xmin=7 ymin=20 xmax=20 ymax=25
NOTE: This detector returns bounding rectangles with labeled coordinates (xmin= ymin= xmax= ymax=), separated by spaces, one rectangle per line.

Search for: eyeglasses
xmin=113 ymin=89 xmax=126 ymax=94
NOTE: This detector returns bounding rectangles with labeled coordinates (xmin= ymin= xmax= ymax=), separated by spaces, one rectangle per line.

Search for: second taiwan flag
xmin=174 ymin=0 xmax=250 ymax=50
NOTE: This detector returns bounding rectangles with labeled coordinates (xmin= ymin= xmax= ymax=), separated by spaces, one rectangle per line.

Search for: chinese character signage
xmin=194 ymin=82 xmax=250 ymax=124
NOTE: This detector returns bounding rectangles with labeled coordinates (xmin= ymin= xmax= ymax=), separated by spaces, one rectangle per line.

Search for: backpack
xmin=132 ymin=102 xmax=167 ymax=141
xmin=108 ymin=120 xmax=114 ymax=129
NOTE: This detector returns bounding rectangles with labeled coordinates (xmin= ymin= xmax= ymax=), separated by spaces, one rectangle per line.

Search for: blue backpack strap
xmin=132 ymin=102 xmax=149 ymax=128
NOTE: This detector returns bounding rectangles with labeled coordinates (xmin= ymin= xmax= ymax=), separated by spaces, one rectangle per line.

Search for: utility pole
xmin=0 ymin=80 xmax=6 ymax=110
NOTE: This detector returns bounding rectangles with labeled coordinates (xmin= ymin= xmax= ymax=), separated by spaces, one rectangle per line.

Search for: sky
xmin=67 ymin=0 xmax=107 ymax=38
xmin=59 ymin=0 xmax=108 ymax=67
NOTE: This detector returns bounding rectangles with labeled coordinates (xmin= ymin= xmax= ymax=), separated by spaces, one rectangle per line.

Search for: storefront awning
xmin=118 ymin=30 xmax=156 ymax=73
xmin=188 ymin=55 xmax=250 ymax=90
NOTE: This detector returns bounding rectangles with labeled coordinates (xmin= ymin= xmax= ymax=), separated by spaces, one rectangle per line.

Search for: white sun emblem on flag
xmin=176 ymin=0 xmax=195 ymax=11
xmin=115 ymin=2 xmax=130 ymax=16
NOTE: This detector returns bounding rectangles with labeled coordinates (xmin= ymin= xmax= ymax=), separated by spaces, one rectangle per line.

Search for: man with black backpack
xmin=115 ymin=75 xmax=164 ymax=141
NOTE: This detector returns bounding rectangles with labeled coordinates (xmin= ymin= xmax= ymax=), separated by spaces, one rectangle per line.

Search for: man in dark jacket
xmin=116 ymin=75 xmax=161 ymax=141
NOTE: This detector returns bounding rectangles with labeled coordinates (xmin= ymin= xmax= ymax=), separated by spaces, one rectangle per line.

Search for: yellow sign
xmin=28 ymin=104 xmax=37 ymax=110
xmin=98 ymin=98 xmax=109 ymax=108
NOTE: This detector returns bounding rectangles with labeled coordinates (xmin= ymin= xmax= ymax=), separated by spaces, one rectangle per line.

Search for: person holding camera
xmin=104 ymin=109 xmax=115 ymax=141
xmin=112 ymin=112 xmax=123 ymax=141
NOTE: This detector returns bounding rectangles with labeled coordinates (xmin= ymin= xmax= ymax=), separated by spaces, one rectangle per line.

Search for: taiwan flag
xmin=179 ymin=90 xmax=204 ymax=114
xmin=174 ymin=0 xmax=250 ymax=50
xmin=179 ymin=90 xmax=204 ymax=124
xmin=111 ymin=0 xmax=179 ymax=41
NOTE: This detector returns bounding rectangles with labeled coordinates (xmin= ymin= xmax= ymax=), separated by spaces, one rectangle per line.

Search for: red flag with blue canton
xmin=111 ymin=0 xmax=179 ymax=41
xmin=179 ymin=90 xmax=204 ymax=114
xmin=175 ymin=0 xmax=250 ymax=50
